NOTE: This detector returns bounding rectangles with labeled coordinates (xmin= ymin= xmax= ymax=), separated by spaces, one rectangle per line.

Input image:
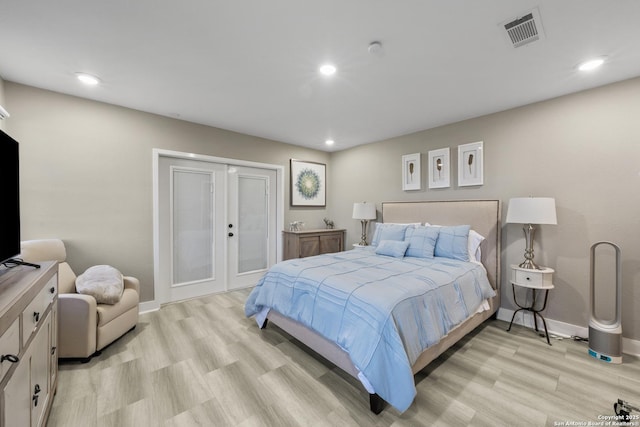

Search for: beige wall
xmin=0 ymin=76 xmax=5 ymax=131
xmin=329 ymin=76 xmax=640 ymax=341
xmin=5 ymin=83 xmax=330 ymax=302
xmin=6 ymin=77 xmax=640 ymax=341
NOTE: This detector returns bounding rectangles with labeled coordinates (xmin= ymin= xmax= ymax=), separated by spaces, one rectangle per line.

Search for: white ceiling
xmin=1 ymin=1 xmax=639 ymax=152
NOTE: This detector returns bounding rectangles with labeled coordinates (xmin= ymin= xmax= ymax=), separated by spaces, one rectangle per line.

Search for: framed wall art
xmin=402 ymin=153 xmax=421 ymax=191
xmin=458 ymin=141 xmax=483 ymax=187
xmin=290 ymin=159 xmax=326 ymax=206
xmin=428 ymin=147 xmax=450 ymax=189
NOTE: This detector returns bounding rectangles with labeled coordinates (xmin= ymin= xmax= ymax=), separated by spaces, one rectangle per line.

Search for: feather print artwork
xmin=468 ymin=153 xmax=474 ymax=175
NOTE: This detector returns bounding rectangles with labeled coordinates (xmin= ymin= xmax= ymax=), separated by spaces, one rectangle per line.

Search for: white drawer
xmin=1 ymin=318 xmax=20 ymax=382
xmin=22 ymin=277 xmax=56 ymax=346
xmin=45 ymin=273 xmax=58 ymax=305
xmin=513 ymin=269 xmax=543 ymax=287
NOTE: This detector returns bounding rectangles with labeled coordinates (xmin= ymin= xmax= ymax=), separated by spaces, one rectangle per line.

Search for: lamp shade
xmin=506 ymin=197 xmax=557 ymax=225
xmin=352 ymin=202 xmax=376 ymax=220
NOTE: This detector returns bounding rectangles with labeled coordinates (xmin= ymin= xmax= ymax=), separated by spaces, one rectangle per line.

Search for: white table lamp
xmin=353 ymin=202 xmax=377 ymax=246
xmin=506 ymin=197 xmax=557 ymax=270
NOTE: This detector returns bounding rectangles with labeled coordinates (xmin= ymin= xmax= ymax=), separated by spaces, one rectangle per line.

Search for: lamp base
xmin=519 ymin=223 xmax=543 ymax=270
xmin=518 ymin=259 xmax=542 ymax=270
xmin=359 ymin=219 xmax=370 ymax=246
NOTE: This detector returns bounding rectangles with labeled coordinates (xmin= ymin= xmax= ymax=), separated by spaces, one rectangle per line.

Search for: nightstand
xmin=282 ymin=229 xmax=345 ymax=260
xmin=507 ymin=265 xmax=555 ymax=345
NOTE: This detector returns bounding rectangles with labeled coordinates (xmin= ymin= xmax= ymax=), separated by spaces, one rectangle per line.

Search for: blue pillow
xmin=375 ymin=240 xmax=409 ymax=258
xmin=434 ymin=225 xmax=471 ymax=261
xmin=405 ymin=226 xmax=440 ymax=258
xmin=370 ymin=223 xmax=413 ymax=246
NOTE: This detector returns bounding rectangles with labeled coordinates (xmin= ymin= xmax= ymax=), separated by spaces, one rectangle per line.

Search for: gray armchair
xmin=20 ymin=239 xmax=139 ymax=360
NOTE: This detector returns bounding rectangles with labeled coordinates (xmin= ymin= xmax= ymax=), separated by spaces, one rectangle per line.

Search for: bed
xmin=245 ymin=200 xmax=501 ymax=414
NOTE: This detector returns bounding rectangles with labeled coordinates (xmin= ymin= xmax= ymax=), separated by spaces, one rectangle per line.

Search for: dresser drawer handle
xmin=50 ymin=286 xmax=56 ymax=294
xmin=33 ymin=311 xmax=40 ymax=322
xmin=32 ymin=384 xmax=41 ymax=407
xmin=1 ymin=354 xmax=19 ymax=363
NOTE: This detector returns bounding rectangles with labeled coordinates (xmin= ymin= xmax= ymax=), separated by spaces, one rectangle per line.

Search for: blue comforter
xmin=244 ymin=248 xmax=495 ymax=413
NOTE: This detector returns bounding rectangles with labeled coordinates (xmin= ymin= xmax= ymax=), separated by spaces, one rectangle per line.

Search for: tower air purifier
xmin=588 ymin=241 xmax=622 ymax=364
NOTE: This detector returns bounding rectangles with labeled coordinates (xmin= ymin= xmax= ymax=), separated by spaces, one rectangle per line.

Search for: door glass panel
xmin=172 ymin=169 xmax=214 ymax=285
xmin=238 ymin=175 xmax=268 ymax=273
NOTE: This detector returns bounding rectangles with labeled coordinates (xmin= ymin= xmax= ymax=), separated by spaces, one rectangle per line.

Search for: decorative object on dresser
xmin=401 ymin=153 xmax=421 ymax=190
xmin=323 ymin=218 xmax=334 ymax=229
xmin=457 ymin=141 xmax=484 ymax=186
xmin=506 ymin=197 xmax=557 ymax=269
xmin=352 ymin=202 xmax=377 ymax=246
xmin=20 ymin=239 xmax=140 ymax=361
xmin=282 ymin=229 xmax=345 ymax=260
xmin=289 ymin=221 xmax=304 ymax=231
xmin=0 ymin=261 xmax=58 ymax=427
xmin=507 ymin=264 xmax=555 ymax=345
xmin=290 ymin=159 xmax=326 ymax=207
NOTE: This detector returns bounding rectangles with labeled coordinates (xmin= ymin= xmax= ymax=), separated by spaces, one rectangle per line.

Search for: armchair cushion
xmin=76 ymin=265 xmax=124 ymax=304
xmin=20 ymin=239 xmax=67 ymax=262
xmin=96 ymin=288 xmax=139 ymax=327
xmin=21 ymin=239 xmax=77 ymax=293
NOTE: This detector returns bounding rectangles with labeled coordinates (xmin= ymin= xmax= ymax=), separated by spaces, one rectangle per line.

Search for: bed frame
xmin=264 ymin=200 xmax=501 ymax=413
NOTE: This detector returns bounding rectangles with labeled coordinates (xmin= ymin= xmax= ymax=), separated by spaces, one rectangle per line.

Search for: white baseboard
xmin=139 ymin=300 xmax=160 ymax=314
xmin=497 ymin=308 xmax=640 ymax=357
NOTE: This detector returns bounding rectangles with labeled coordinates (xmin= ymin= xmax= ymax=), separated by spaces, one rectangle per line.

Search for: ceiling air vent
xmin=502 ymin=8 xmax=545 ymax=48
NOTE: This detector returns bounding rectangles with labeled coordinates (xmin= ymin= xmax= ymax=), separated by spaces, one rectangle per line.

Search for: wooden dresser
xmin=282 ymin=229 xmax=346 ymax=260
xmin=0 ymin=262 xmax=58 ymax=427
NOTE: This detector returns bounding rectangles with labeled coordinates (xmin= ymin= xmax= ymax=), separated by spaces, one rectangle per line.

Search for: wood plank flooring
xmin=47 ymin=289 xmax=640 ymax=426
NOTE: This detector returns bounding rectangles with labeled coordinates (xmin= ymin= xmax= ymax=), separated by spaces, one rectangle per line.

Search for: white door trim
xmin=148 ymin=148 xmax=284 ymax=311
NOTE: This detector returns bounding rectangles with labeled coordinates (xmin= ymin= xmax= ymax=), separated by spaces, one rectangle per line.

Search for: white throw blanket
xmin=76 ymin=265 xmax=124 ymax=304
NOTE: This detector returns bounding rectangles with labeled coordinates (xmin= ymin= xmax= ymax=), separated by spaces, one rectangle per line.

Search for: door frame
xmin=147 ymin=148 xmax=284 ymax=312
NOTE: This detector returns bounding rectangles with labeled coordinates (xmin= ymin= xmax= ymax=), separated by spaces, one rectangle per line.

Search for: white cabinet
xmin=3 ymin=352 xmax=30 ymax=427
xmin=0 ymin=262 xmax=58 ymax=427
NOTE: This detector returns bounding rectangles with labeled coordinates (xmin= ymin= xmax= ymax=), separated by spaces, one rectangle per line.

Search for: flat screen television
xmin=0 ymin=129 xmax=20 ymax=265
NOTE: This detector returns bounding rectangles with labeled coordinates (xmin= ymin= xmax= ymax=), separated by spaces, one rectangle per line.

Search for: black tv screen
xmin=0 ymin=129 xmax=20 ymax=264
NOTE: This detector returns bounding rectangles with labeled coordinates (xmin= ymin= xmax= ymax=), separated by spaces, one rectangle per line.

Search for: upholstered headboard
xmin=382 ymin=200 xmax=501 ymax=291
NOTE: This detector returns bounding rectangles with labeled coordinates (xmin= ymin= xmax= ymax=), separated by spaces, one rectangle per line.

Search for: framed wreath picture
xmin=428 ymin=147 xmax=450 ymax=189
xmin=290 ymin=159 xmax=326 ymax=206
xmin=458 ymin=141 xmax=483 ymax=187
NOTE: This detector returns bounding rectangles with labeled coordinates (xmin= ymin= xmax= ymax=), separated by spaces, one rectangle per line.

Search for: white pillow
xmin=468 ymin=229 xmax=485 ymax=262
xmin=76 ymin=265 xmax=124 ymax=305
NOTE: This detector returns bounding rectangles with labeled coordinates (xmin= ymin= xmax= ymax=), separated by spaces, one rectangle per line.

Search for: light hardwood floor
xmin=47 ymin=289 xmax=640 ymax=426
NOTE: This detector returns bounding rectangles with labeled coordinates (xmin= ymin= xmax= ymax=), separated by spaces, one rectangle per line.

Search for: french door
xmin=156 ymin=154 xmax=278 ymax=304
xmin=227 ymin=166 xmax=277 ymax=289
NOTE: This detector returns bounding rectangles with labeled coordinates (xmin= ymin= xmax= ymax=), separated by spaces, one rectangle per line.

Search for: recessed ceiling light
xmin=75 ymin=72 xmax=101 ymax=85
xmin=325 ymin=139 xmax=335 ymax=146
xmin=319 ymin=64 xmax=336 ymax=76
xmin=578 ymin=58 xmax=605 ymax=72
